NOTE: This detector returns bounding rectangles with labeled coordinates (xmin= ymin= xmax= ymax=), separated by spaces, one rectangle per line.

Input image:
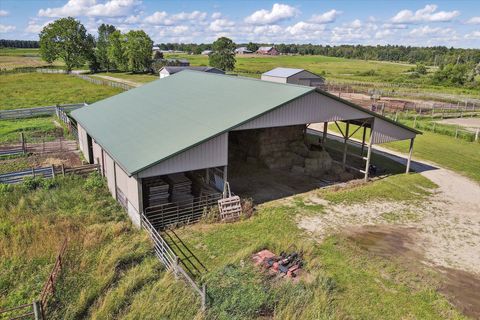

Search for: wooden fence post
xmin=201 ymin=284 xmax=207 ymax=312
xmin=455 ymin=129 xmax=458 ymax=139
xmin=33 ymin=300 xmax=42 ymax=320
xmin=475 ymin=128 xmax=479 ymax=142
xmin=21 ymin=132 xmax=26 ymax=154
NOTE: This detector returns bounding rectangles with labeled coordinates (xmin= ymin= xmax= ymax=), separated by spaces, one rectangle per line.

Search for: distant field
xmin=166 ymin=53 xmax=480 ymax=99
xmin=0 ymin=73 xmax=123 ymax=110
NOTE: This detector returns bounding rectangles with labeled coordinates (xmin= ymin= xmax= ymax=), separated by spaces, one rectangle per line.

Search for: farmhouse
xmin=159 ymin=66 xmax=225 ymax=78
xmin=261 ymin=67 xmax=325 ymax=86
xmin=72 ymin=71 xmax=419 ymax=229
xmin=256 ymin=46 xmax=279 ymax=55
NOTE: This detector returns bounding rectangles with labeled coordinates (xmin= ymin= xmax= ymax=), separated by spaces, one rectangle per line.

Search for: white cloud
xmin=0 ymin=10 xmax=9 ymax=17
xmin=211 ymin=12 xmax=222 ymax=19
xmin=391 ymin=4 xmax=460 ymax=23
xmin=331 ymin=21 xmax=377 ymax=43
xmin=209 ymin=19 xmax=235 ymax=32
xmin=171 ymin=11 xmax=207 ymax=22
xmin=38 ymin=0 xmax=140 ymax=18
xmin=466 ymin=16 xmax=480 ymax=24
xmin=375 ymin=29 xmax=393 ymax=39
xmin=0 ymin=24 xmax=15 ymax=33
xmin=144 ymin=11 xmax=173 ymax=25
xmin=310 ymin=9 xmax=341 ymax=24
xmin=244 ymin=3 xmax=299 ymax=25
xmin=349 ymin=19 xmax=363 ymax=29
xmin=409 ymin=25 xmax=455 ymax=37
xmin=124 ymin=15 xmax=141 ymax=24
xmin=465 ymin=31 xmax=480 ymax=39
xmin=24 ymin=20 xmax=53 ymax=34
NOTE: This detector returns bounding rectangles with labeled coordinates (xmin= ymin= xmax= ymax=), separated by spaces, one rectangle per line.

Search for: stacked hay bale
xmin=229 ymin=125 xmax=333 ymax=179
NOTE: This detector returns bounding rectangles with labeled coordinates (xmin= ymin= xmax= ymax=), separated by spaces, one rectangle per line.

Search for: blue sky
xmin=0 ymin=0 xmax=479 ymax=47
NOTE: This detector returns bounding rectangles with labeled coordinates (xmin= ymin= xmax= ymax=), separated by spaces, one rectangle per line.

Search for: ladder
xmin=218 ymin=182 xmax=242 ymax=222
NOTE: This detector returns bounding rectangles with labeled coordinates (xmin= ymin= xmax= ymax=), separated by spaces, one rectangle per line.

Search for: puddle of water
xmin=346 ymin=226 xmax=480 ymax=319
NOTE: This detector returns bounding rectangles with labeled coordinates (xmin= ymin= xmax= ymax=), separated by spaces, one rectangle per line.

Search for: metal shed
xmin=261 ymin=67 xmax=325 ymax=86
xmin=72 ymin=70 xmax=419 ymax=228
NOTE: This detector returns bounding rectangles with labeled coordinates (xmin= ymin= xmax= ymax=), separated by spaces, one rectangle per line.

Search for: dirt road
xmin=92 ymin=75 xmax=142 ymax=87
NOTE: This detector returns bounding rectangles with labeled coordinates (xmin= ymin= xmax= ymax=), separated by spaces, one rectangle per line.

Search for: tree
xmin=39 ymin=17 xmax=93 ymax=72
xmin=107 ymin=30 xmax=127 ymax=71
xmin=96 ymin=24 xmax=116 ymax=71
xmin=415 ymin=63 xmax=427 ymax=75
xmin=123 ymin=30 xmax=153 ymax=72
xmin=209 ymin=37 xmax=236 ymax=71
xmin=246 ymin=42 xmax=258 ymax=52
xmin=85 ymin=34 xmax=100 ymax=72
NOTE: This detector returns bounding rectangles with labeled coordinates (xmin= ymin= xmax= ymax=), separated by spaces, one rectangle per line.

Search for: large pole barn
xmin=72 ymin=71 xmax=419 ymax=229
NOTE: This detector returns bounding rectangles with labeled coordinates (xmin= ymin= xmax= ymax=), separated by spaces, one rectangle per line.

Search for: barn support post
xmin=342 ymin=121 xmax=350 ymax=169
xmin=364 ymin=130 xmax=374 ymax=181
xmin=361 ymin=125 xmax=367 ymax=156
xmin=322 ymin=122 xmax=328 ymax=145
xmin=406 ymin=138 xmax=415 ymax=174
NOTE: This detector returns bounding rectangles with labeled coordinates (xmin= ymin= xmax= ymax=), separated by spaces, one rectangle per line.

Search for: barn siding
xmin=234 ymin=91 xmax=370 ymax=130
xmin=260 ymin=75 xmax=287 ymax=83
xmin=287 ymin=71 xmax=324 ymax=86
xmin=137 ymin=133 xmax=228 ymax=178
xmin=103 ymin=152 xmax=116 ymax=197
xmin=115 ymin=164 xmax=141 ymax=227
xmin=372 ymin=118 xmax=416 ymax=144
xmin=77 ymin=124 xmax=90 ymax=162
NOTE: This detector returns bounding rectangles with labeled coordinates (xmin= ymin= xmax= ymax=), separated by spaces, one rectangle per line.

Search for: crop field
xmin=0 ymin=73 xmax=123 ymax=110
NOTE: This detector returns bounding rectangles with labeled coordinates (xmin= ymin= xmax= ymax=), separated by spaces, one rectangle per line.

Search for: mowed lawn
xmin=0 ymin=73 xmax=123 ymax=110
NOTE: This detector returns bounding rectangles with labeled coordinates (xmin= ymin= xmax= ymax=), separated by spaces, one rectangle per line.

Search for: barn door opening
xmin=86 ymin=135 xmax=94 ymax=164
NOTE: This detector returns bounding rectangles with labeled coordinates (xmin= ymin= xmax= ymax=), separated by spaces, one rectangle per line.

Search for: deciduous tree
xmin=96 ymin=24 xmax=116 ymax=71
xmin=209 ymin=37 xmax=236 ymax=71
xmin=124 ymin=30 xmax=153 ymax=72
xmin=39 ymin=17 xmax=93 ymax=72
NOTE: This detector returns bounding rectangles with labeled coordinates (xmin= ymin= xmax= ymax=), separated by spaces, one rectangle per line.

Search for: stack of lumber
xmin=144 ymin=177 xmax=170 ymax=207
xmin=166 ymin=173 xmax=194 ymax=204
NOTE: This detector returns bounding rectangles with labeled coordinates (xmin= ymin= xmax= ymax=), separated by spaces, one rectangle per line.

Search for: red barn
xmin=256 ymin=46 xmax=279 ymax=55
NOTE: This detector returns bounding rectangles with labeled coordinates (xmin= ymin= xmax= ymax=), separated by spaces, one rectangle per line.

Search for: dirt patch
xmin=346 ymin=225 xmax=421 ymax=260
xmin=437 ymin=267 xmax=480 ymax=319
xmin=437 ymin=118 xmax=480 ymax=132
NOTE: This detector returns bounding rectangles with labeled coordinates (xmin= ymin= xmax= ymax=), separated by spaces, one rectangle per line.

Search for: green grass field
xmin=328 ymin=122 xmax=480 ymax=183
xmin=166 ymin=53 xmax=480 ymax=98
xmin=0 ymin=117 xmax=60 ymax=144
xmin=1 ymin=172 xmax=468 ymax=319
xmin=0 ymin=73 xmax=123 ymax=110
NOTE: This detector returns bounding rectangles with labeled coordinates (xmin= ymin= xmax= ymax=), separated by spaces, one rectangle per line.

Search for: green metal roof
xmin=71 ymin=70 xmax=314 ymax=175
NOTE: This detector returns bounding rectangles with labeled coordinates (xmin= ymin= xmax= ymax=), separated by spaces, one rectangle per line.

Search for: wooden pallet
xmin=218 ymin=196 xmax=242 ymax=222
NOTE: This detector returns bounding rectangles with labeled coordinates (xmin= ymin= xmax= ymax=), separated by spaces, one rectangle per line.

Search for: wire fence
xmin=0 ymin=103 xmax=86 ymax=120
xmin=141 ymin=214 xmax=207 ymax=311
xmin=0 ymin=239 xmax=68 ymax=320
xmin=0 ymin=164 xmax=100 ymax=184
xmin=323 ymin=80 xmax=480 ymax=105
xmin=71 ymin=73 xmax=134 ymax=91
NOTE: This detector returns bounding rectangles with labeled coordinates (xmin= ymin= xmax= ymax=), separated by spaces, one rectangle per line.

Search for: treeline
xmin=38 ymin=17 xmax=154 ymax=72
xmin=157 ymin=43 xmax=480 ymax=66
xmin=0 ymin=39 xmax=39 ymax=48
